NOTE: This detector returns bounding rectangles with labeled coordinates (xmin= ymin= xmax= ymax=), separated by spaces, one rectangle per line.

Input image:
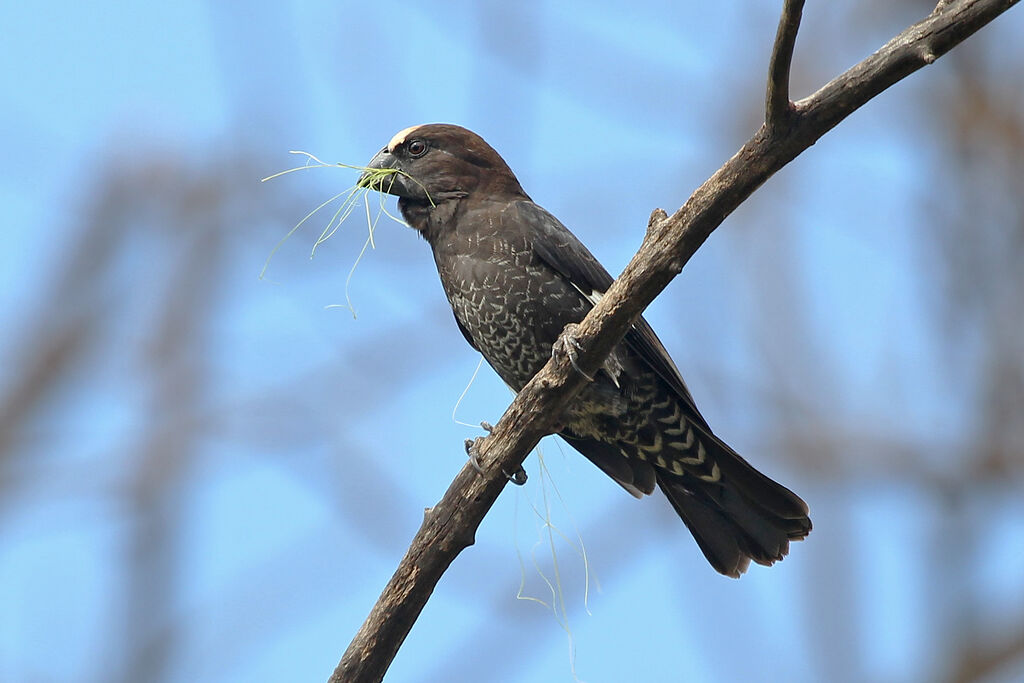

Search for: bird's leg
xmin=552 ymin=323 xmax=594 ymax=382
xmin=465 ymin=433 xmax=527 ymax=485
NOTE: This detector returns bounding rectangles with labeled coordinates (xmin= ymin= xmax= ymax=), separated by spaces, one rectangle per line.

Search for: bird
xmin=358 ymin=123 xmax=810 ymax=577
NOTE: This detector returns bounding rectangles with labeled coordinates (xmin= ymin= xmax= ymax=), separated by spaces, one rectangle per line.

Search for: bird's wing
xmin=514 ymin=201 xmax=708 ymax=428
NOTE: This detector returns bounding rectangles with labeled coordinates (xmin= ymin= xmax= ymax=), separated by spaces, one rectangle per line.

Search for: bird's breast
xmin=438 ymin=247 xmax=590 ymax=391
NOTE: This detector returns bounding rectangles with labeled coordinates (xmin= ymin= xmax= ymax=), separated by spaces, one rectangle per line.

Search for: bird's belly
xmin=445 ymin=261 xmax=651 ymax=434
xmin=446 ymin=264 xmax=590 ymax=391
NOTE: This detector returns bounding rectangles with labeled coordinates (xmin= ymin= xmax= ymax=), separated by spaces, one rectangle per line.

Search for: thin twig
xmin=329 ymin=1 xmax=1019 ymax=681
xmin=766 ymin=0 xmax=806 ymax=129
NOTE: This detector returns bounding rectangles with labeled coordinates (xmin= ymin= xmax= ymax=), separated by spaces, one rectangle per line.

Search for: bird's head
xmin=358 ymin=124 xmax=527 ymax=215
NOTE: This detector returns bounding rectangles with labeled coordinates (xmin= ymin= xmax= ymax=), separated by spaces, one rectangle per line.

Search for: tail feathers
xmin=659 ymin=485 xmax=756 ymax=578
xmin=711 ymin=442 xmax=810 ymax=523
xmin=654 ymin=426 xmax=810 ymax=577
xmin=657 ymin=437 xmax=811 ymax=577
xmin=559 ymin=432 xmax=657 ymax=498
xmin=658 ymin=473 xmax=809 ymax=578
xmin=560 ymin=429 xmax=811 ymax=578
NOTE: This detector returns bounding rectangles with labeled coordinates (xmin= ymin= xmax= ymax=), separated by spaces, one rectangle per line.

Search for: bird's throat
xmin=398 ymin=196 xmax=460 ymax=245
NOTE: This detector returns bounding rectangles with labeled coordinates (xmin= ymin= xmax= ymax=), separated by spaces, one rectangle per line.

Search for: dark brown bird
xmin=359 ymin=124 xmax=810 ymax=577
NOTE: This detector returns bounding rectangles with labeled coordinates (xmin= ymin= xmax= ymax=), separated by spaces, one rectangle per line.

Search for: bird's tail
xmin=657 ymin=435 xmax=811 ymax=578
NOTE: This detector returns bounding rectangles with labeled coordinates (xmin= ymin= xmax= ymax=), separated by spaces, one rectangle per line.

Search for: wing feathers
xmin=519 ymin=200 xmax=703 ymax=417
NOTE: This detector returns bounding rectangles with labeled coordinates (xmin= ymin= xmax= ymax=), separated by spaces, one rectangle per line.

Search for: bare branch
xmin=766 ymin=0 xmax=805 ymax=129
xmin=329 ymin=1 xmax=1019 ymax=681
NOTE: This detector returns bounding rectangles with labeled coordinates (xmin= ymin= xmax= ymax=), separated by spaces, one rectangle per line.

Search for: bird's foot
xmin=465 ymin=435 xmax=527 ymax=485
xmin=466 ymin=422 xmax=495 ymax=475
xmin=465 ymin=437 xmax=485 ymax=475
xmin=553 ymin=323 xmax=594 ymax=381
xmin=504 ymin=465 xmax=528 ymax=486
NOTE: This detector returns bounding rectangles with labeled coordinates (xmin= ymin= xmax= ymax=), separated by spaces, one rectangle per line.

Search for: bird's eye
xmin=407 ymin=140 xmax=427 ymax=157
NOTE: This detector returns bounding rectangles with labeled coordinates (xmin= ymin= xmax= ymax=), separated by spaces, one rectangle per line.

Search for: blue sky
xmin=2 ymin=2 xmax=1023 ymax=682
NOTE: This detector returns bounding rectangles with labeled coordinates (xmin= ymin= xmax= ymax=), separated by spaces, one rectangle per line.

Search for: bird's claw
xmin=552 ymin=323 xmax=594 ymax=381
xmin=465 ymin=437 xmax=485 ymax=474
xmin=504 ymin=466 xmax=528 ymax=486
xmin=465 ymin=423 xmax=493 ymax=474
xmin=466 ymin=436 xmax=527 ymax=485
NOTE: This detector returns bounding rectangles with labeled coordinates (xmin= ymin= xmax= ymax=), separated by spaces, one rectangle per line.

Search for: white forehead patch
xmin=387 ymin=125 xmax=426 ymax=153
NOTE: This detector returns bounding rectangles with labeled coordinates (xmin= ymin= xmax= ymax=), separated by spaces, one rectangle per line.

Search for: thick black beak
xmin=357 ymin=148 xmax=423 ymax=199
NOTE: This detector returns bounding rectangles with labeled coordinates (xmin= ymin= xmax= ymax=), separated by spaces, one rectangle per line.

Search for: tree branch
xmin=329 ymin=1 xmax=1019 ymax=681
xmin=766 ymin=0 xmax=805 ymax=129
